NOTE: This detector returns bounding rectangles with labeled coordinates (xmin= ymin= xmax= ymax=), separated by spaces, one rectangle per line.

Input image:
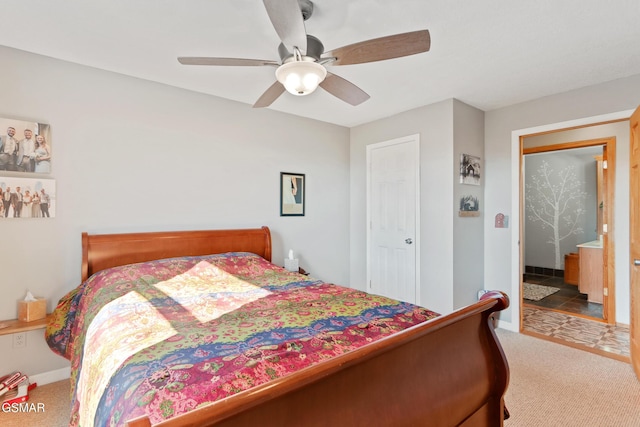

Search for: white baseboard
xmin=496 ymin=319 xmax=518 ymax=332
xmin=30 ymin=367 xmax=71 ymax=386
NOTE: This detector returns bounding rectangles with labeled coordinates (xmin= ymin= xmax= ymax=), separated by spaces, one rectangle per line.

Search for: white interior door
xmin=367 ymin=135 xmax=420 ymax=304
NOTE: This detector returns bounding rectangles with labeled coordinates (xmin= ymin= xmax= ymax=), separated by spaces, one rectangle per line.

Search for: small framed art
xmin=280 ymin=172 xmax=305 ymax=216
xmin=459 ymin=195 xmax=480 ymax=217
xmin=459 ymin=153 xmax=481 ymax=185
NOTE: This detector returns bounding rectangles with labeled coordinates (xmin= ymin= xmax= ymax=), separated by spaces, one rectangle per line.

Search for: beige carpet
xmin=0 ymin=379 xmax=69 ymax=427
xmin=2 ymin=331 xmax=639 ymax=426
xmin=498 ymin=329 xmax=640 ymax=426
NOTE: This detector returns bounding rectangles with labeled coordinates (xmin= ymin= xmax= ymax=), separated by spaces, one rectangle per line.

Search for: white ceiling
xmin=3 ymin=0 xmax=640 ymax=127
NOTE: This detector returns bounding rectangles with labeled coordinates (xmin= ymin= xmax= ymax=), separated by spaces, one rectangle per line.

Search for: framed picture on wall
xmin=280 ymin=172 xmax=305 ymax=216
xmin=0 ymin=177 xmax=56 ymax=218
xmin=460 ymin=153 xmax=481 ymax=185
xmin=0 ymin=117 xmax=52 ymax=174
xmin=459 ymin=195 xmax=480 ymax=217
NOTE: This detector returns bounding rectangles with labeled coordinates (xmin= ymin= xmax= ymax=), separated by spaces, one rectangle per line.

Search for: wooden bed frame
xmin=80 ymin=226 xmax=509 ymax=427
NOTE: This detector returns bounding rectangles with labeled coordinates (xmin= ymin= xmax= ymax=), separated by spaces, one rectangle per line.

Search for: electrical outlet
xmin=13 ymin=333 xmax=26 ymax=349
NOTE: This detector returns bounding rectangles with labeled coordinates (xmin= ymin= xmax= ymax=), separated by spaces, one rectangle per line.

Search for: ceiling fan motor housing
xmin=278 ymin=34 xmax=324 ymax=62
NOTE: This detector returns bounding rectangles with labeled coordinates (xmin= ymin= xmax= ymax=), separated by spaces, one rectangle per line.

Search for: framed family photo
xmin=0 ymin=177 xmax=55 ymax=218
xmin=280 ymin=172 xmax=305 ymax=216
xmin=0 ymin=117 xmax=52 ymax=174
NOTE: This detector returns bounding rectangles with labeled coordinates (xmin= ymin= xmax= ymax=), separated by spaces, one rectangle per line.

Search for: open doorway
xmin=519 ymin=123 xmax=623 ymax=328
xmin=508 ymin=110 xmax=634 ymax=360
xmin=522 ymin=141 xmax=610 ymax=322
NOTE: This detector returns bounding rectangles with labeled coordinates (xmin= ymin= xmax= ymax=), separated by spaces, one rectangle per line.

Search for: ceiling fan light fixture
xmin=275 ymin=60 xmax=327 ymax=96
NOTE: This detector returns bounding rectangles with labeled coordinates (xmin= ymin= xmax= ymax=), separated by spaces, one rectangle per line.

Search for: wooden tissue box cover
xmin=18 ymin=298 xmax=47 ymax=322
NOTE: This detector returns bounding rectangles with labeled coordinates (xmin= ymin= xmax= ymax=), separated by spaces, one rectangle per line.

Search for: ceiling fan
xmin=178 ymin=0 xmax=431 ymax=108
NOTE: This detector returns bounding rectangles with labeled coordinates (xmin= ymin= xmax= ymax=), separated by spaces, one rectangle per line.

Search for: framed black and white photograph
xmin=0 ymin=177 xmax=56 ymax=218
xmin=280 ymin=172 xmax=305 ymax=216
xmin=0 ymin=117 xmax=52 ymax=174
xmin=459 ymin=153 xmax=481 ymax=185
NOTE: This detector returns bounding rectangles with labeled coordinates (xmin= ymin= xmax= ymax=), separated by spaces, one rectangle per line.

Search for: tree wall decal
xmin=526 ymin=161 xmax=587 ymax=269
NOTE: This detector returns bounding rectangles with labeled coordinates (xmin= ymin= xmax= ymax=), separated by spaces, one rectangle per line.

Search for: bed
xmin=46 ymin=226 xmax=510 ymax=427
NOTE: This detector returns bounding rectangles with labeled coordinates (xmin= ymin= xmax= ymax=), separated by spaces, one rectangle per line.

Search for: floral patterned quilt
xmin=46 ymin=252 xmax=439 ymax=427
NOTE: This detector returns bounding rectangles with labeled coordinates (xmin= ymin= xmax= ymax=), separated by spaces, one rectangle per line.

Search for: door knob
xmin=635 ymin=259 xmax=640 ymax=266
xmin=405 ymin=238 xmax=413 ymax=244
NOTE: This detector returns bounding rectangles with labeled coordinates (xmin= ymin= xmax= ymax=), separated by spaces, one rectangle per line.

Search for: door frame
xmin=505 ymin=109 xmax=634 ymax=332
xmin=366 ymin=134 xmax=421 ymax=304
xmin=521 ymin=137 xmax=616 ymax=324
xmin=629 ymin=106 xmax=640 ymax=379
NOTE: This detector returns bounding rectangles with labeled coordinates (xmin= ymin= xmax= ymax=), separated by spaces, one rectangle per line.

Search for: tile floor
xmin=522 ymin=274 xmax=629 ymax=361
xmin=520 ymin=274 xmax=630 ymax=361
xmin=523 ymin=274 xmax=603 ymax=319
xmin=522 ymin=306 xmax=630 ymax=360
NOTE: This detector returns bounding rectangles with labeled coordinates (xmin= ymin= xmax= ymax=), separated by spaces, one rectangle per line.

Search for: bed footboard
xmin=128 ymin=291 xmax=509 ymax=427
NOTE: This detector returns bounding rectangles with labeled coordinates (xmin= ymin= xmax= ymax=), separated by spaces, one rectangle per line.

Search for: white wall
xmin=352 ymin=99 xmax=486 ymax=315
xmin=0 ymin=46 xmax=350 ymax=376
xmin=452 ymin=100 xmax=485 ymax=308
xmin=485 ymin=74 xmax=640 ymax=328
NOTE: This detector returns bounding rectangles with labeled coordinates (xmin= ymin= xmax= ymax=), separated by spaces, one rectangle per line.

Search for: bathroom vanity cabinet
xmin=577 ymin=240 xmax=603 ymax=303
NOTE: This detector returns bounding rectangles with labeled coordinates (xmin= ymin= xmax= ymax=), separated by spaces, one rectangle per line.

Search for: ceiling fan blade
xmin=178 ymin=57 xmax=279 ymax=67
xmin=253 ymin=81 xmax=286 ymax=108
xmin=319 ymin=72 xmax=370 ymax=106
xmin=324 ymin=30 xmax=430 ymax=66
xmin=263 ymin=0 xmax=307 ymax=54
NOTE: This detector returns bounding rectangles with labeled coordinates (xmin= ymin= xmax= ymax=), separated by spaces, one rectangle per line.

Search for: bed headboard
xmin=81 ymin=226 xmax=272 ymax=282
